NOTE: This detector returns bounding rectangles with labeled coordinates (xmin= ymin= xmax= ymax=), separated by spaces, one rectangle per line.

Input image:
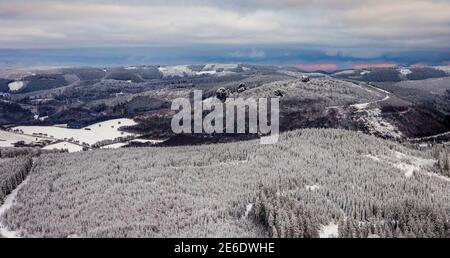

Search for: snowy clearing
xmin=354 ymin=108 xmax=403 ymax=139
xmin=0 ymin=130 xmax=42 ymax=147
xmin=42 ymin=142 xmax=83 ymax=153
xmin=305 ymin=185 xmax=321 ymax=191
xmin=7 ymin=81 xmax=25 ymax=91
xmin=366 ymin=151 xmax=435 ymax=178
xmin=13 ymin=118 xmax=138 ymax=146
xmin=399 ymin=68 xmax=412 ymax=75
xmin=319 ymin=222 xmax=338 ymax=238
xmin=0 ymin=176 xmax=30 ymax=238
xmin=350 ymin=93 xmax=399 ymax=139
xmin=158 ymin=65 xmax=196 ymax=77
xmin=394 ymin=151 xmax=435 ymax=178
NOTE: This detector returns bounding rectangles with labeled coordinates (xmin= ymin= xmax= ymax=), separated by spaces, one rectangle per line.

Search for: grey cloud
xmin=0 ymin=0 xmax=449 ymax=60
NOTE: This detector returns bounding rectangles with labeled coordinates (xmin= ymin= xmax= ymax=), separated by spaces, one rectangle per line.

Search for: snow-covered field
xmin=399 ymin=68 xmax=412 ymax=76
xmin=158 ymin=65 xmax=196 ymax=77
xmin=13 ymin=118 xmax=138 ymax=146
xmin=0 ymin=130 xmax=41 ymax=147
xmin=7 ymin=81 xmax=25 ymax=91
xmin=42 ymin=142 xmax=83 ymax=153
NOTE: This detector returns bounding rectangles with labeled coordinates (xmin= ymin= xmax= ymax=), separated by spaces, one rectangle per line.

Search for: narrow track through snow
xmin=0 ymin=176 xmax=30 ymax=238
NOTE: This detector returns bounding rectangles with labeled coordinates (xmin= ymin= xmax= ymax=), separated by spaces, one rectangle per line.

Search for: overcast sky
xmin=0 ymin=0 xmax=449 ymax=66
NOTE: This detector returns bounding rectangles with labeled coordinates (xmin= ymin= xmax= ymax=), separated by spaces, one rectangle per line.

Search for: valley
xmin=1 ymin=64 xmax=449 ymax=151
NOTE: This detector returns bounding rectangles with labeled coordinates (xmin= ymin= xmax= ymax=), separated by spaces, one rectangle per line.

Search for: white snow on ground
xmin=433 ymin=66 xmax=450 ymax=74
xmin=124 ymin=66 xmax=137 ymax=70
xmin=100 ymin=142 xmax=129 ymax=149
xmin=196 ymin=71 xmax=217 ymax=76
xmin=131 ymin=139 xmax=166 ymax=144
xmin=0 ymin=176 xmax=30 ymax=238
xmin=319 ymin=222 xmax=339 ymax=238
xmin=334 ymin=70 xmax=355 ymax=75
xmin=243 ymin=203 xmax=254 ymax=219
xmin=13 ymin=118 xmax=137 ymax=146
xmin=42 ymin=142 xmax=83 ymax=153
xmin=158 ymin=65 xmax=196 ymax=77
xmin=426 ymin=172 xmax=450 ymax=182
xmin=395 ymin=163 xmax=417 ymax=178
xmin=360 ymin=70 xmax=371 ymax=75
xmin=351 ymin=102 xmax=370 ymax=110
xmin=351 ymin=95 xmax=390 ymax=110
xmin=305 ymin=185 xmax=321 ymax=191
xmin=355 ymin=108 xmax=403 ymax=139
xmin=352 ymin=96 xmax=402 ymax=140
xmin=366 ymin=151 xmax=435 ymax=179
xmin=393 ymin=151 xmax=435 ymax=178
xmin=411 ymin=131 xmax=450 ymax=141
xmin=399 ymin=68 xmax=412 ymax=75
xmin=7 ymin=81 xmax=24 ymax=91
xmin=347 ymin=90 xmax=399 ymax=139
xmin=367 ymin=84 xmax=391 ymax=94
xmin=0 ymin=130 xmax=42 ymax=147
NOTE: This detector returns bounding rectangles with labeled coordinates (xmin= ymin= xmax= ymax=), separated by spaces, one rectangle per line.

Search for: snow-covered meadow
xmin=42 ymin=142 xmax=83 ymax=153
xmin=0 ymin=130 xmax=42 ymax=147
xmin=13 ymin=118 xmax=138 ymax=146
xmin=7 ymin=81 xmax=25 ymax=91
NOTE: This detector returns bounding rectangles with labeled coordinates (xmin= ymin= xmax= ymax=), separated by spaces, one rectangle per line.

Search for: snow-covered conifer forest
xmin=1 ymin=129 xmax=449 ymax=238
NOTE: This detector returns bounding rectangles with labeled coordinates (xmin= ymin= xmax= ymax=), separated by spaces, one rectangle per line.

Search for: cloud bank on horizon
xmin=0 ymin=0 xmax=449 ymax=67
